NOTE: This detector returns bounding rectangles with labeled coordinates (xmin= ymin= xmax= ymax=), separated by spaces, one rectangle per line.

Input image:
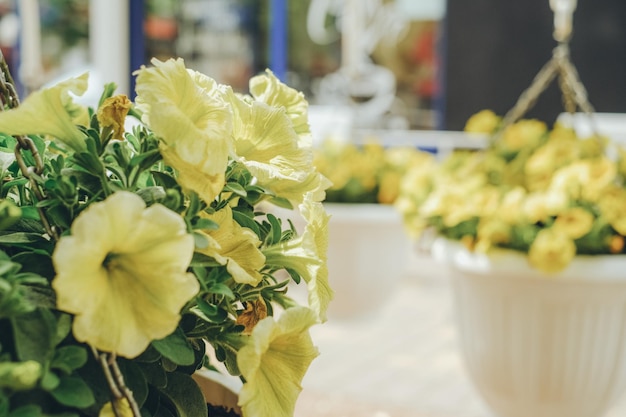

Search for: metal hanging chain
xmin=0 ymin=51 xmax=58 ymax=241
xmin=493 ymin=0 xmax=600 ymax=142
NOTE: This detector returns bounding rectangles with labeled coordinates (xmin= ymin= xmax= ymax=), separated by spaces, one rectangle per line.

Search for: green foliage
xmin=0 ymin=44 xmax=338 ymax=417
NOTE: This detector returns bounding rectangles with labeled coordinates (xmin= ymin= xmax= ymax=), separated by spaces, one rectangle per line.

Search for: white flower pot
xmin=323 ymin=203 xmax=410 ymax=318
xmin=432 ymin=238 xmax=626 ymax=417
xmin=269 ymin=202 xmax=411 ymax=318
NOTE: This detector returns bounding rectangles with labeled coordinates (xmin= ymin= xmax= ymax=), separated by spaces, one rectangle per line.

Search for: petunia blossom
xmin=0 ymin=73 xmax=88 ymax=152
xmin=134 ymin=58 xmax=233 ymax=203
xmin=249 ymin=69 xmax=310 ymax=136
xmin=51 ymin=191 xmax=199 ymax=358
xmin=528 ymin=228 xmax=576 ymax=274
xmin=298 ymin=194 xmax=333 ymax=322
xmin=237 ymin=307 xmax=319 ymax=417
xmin=226 ymin=89 xmax=330 ymax=204
xmin=195 ymin=205 xmax=265 ymax=285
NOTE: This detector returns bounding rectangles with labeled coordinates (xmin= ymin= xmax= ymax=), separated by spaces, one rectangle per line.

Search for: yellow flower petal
xmin=196 ymin=206 xmax=265 ymax=285
xmin=52 ymin=191 xmax=199 ymax=358
xmin=464 ymin=109 xmax=500 ymax=134
xmin=0 ymin=73 xmax=88 ymax=151
xmin=299 ymin=194 xmax=334 ymax=322
xmin=99 ymin=399 xmax=133 ymax=417
xmin=237 ymin=307 xmax=319 ymax=417
xmin=528 ymin=228 xmax=576 ymax=274
xmin=134 ymin=58 xmax=233 ymax=202
xmin=227 ymin=88 xmax=330 ymax=204
xmin=249 ymin=69 xmax=310 ymax=135
xmin=553 ymin=207 xmax=594 ymax=239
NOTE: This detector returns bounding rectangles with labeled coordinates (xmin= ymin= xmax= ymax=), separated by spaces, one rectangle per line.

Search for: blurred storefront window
xmin=142 ymin=0 xmax=445 ymax=130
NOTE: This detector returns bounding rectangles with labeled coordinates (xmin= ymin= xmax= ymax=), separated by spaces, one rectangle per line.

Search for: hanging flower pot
xmin=432 ymin=238 xmax=626 ymax=417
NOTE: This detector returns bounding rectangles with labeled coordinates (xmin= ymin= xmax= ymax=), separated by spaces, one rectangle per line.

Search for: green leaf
xmin=72 ymin=151 xmax=104 ymax=176
xmin=118 ymin=360 xmax=149 ymax=408
xmin=12 ymin=252 xmax=54 ymax=279
xmin=40 ymin=370 xmax=60 ymax=391
xmin=189 ymin=253 xmax=221 ymax=268
xmin=129 ymin=148 xmax=161 ymax=169
xmin=267 ymin=196 xmax=294 ymax=210
xmin=11 ymin=309 xmax=56 ymax=363
xmin=18 ymin=207 xmax=45 ymax=222
xmin=231 ymin=210 xmax=260 ymax=235
xmin=156 ymin=372 xmax=207 ymax=417
xmin=7 ymin=405 xmax=43 ymax=417
xmin=49 ymin=376 xmax=95 ymax=408
xmin=138 ymin=361 xmax=167 ymax=389
xmin=150 ymin=171 xmax=178 ymax=190
xmin=0 ymin=233 xmax=44 ymax=244
xmin=207 ymin=283 xmax=234 ymax=299
xmin=151 ymin=327 xmax=195 ymax=366
xmin=51 ymin=346 xmax=88 ymax=374
xmin=192 ymin=232 xmax=210 ymax=250
xmin=20 ymin=283 xmax=57 ymax=310
xmin=195 ymin=298 xmax=228 ymax=323
xmin=54 ymin=313 xmax=72 ymax=345
xmin=223 ymin=182 xmax=247 ymax=197
xmin=267 ymin=213 xmax=283 ymax=246
xmin=192 ymin=218 xmax=219 ymax=231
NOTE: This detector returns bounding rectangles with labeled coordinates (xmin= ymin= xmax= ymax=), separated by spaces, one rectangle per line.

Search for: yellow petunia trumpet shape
xmin=52 ymin=191 xmax=199 ymax=358
xmin=134 ymin=58 xmax=233 ymax=203
xmin=0 ymin=73 xmax=89 ymax=152
xmin=237 ymin=307 xmax=319 ymax=417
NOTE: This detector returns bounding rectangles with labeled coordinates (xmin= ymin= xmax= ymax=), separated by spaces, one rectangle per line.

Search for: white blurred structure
xmin=558 ymin=112 xmax=626 ymax=144
xmin=89 ymin=0 xmax=129 ymax=95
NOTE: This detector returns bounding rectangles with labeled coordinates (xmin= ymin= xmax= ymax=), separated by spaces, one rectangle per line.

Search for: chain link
xmin=493 ymin=42 xmax=599 ymax=143
xmin=0 ymin=50 xmax=58 ymax=240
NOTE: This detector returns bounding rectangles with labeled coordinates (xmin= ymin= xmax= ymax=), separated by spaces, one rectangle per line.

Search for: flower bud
xmin=0 ymin=199 xmax=21 ymax=231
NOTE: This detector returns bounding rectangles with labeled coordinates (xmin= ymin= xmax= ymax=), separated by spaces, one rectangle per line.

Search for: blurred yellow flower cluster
xmin=397 ymin=109 xmax=626 ymax=274
xmin=314 ymin=139 xmax=429 ymax=204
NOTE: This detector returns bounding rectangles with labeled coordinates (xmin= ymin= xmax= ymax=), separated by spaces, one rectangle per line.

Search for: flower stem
xmin=92 ymin=347 xmax=142 ymax=417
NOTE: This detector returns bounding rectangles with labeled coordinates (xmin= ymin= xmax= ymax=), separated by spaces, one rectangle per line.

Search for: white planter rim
xmin=432 ymin=237 xmax=626 ymax=282
xmin=323 ymin=202 xmax=402 ymax=223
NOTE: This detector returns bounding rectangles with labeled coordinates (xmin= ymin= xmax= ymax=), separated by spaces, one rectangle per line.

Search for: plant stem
xmin=92 ymin=347 xmax=142 ymax=417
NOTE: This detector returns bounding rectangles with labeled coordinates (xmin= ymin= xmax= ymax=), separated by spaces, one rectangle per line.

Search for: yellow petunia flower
xmin=52 ymin=191 xmax=199 ymax=358
xmin=249 ymin=69 xmax=310 ymax=136
xmin=498 ymin=187 xmax=527 ymax=225
xmin=598 ymin=187 xmax=626 ymax=235
xmin=0 ymin=73 xmax=88 ymax=152
xmin=99 ymin=399 xmax=133 ymax=417
xmin=501 ymin=119 xmax=547 ymax=153
xmin=581 ymin=156 xmax=617 ymax=202
xmin=196 ymin=205 xmax=265 ymax=285
xmin=298 ymin=194 xmax=333 ymax=322
xmin=134 ymin=58 xmax=233 ymax=203
xmin=237 ymin=307 xmax=319 ymax=417
xmin=528 ymin=228 xmax=576 ymax=274
xmin=227 ymin=90 xmax=330 ymax=204
xmin=523 ymin=190 xmax=567 ymax=224
xmin=476 ymin=217 xmax=511 ymax=252
xmin=552 ymin=207 xmax=594 ymax=239
xmin=464 ymin=109 xmax=500 ymax=133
